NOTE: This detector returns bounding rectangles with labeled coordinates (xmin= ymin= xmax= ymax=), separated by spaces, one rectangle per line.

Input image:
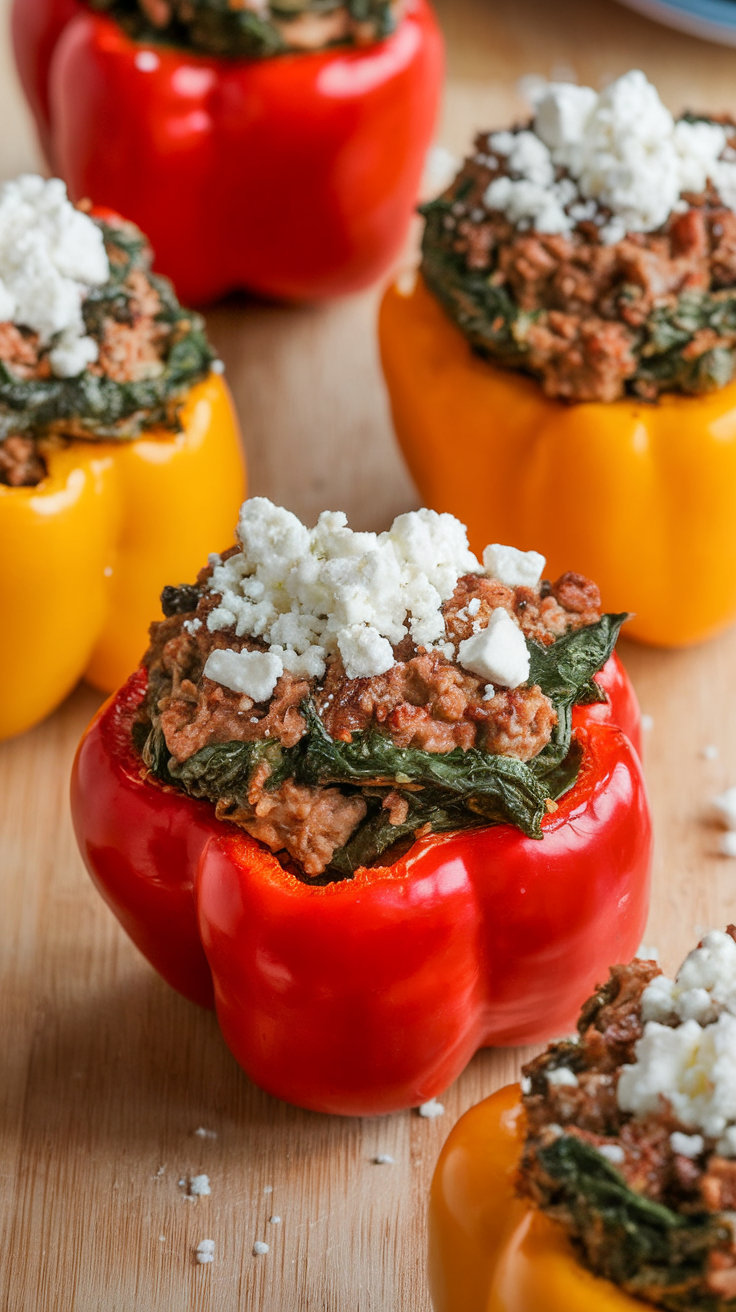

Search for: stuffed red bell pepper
xmin=71 ymin=498 xmax=651 ymax=1115
xmin=13 ymin=0 xmax=444 ymax=305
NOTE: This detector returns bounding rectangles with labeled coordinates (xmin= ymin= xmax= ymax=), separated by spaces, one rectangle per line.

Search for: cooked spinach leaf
xmin=535 ymin=1135 xmax=731 ymax=1311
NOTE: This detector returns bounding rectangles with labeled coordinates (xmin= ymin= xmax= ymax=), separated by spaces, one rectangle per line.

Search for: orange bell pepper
xmin=0 ymin=372 xmax=245 ymax=740
xmin=379 ymin=273 xmax=736 ymax=648
xmin=428 ymin=1083 xmax=642 ymax=1312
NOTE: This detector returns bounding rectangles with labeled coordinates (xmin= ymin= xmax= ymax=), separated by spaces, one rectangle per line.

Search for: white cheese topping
xmin=204 ymin=501 xmax=544 ymax=693
xmin=203 ymin=648 xmax=284 ymax=703
xmin=618 ymin=931 xmax=736 ymax=1138
xmin=195 ymin=1239 xmax=215 ymax=1265
xmin=598 ymin=1143 xmax=625 ymax=1164
xmin=457 ymin=607 xmax=531 ymax=689
xmin=546 ymin=1067 xmax=579 ymax=1088
xmin=481 ymin=70 xmax=736 ymax=243
xmin=0 ymin=175 xmax=109 ymax=376
xmin=483 ymin=543 xmax=546 ymax=589
xmin=670 ymin=1131 xmax=704 ymax=1158
xmin=713 ymin=786 xmax=736 ymax=831
xmin=189 ymin=1174 xmax=211 ymax=1197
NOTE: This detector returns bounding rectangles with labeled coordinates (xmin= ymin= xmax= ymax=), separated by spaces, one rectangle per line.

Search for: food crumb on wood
xmin=702 ymin=744 xmax=720 ymax=760
xmin=263 ymin=1185 xmax=273 ymax=1194
xmin=253 ymin=1241 xmax=269 ymax=1256
xmin=641 ymin=714 xmax=654 ymax=732
xmin=194 ymin=1126 xmax=217 ymax=1139
xmin=189 ymin=1174 xmax=211 ymax=1197
xmin=373 ymin=1153 xmax=395 ymax=1164
xmin=713 ymin=786 xmax=736 ymax=830
xmin=719 ymin=832 xmax=736 ymax=858
xmin=418 ymin=1099 xmax=445 ymax=1118
xmin=195 ymin=1239 xmax=215 ymax=1265
xmin=269 ymin=1215 xmax=281 ymax=1224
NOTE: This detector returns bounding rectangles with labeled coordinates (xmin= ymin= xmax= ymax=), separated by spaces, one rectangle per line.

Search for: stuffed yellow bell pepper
xmin=429 ymin=929 xmax=736 ymax=1312
xmin=380 ymin=71 xmax=736 ymax=648
xmin=0 ymin=178 xmax=245 ymax=741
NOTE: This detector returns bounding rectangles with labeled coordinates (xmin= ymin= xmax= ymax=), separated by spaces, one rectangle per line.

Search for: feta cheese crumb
xmin=195 ymin=1239 xmax=215 ymax=1265
xmin=720 ymin=833 xmax=736 ymax=858
xmin=253 ymin=1241 xmax=269 ymax=1256
xmin=183 ymin=618 xmax=202 ymax=636
xmin=0 ymin=175 xmax=109 ymax=376
xmin=418 ymin=1098 xmax=445 ymax=1118
xmin=189 ymin=1174 xmax=211 ymax=1197
xmin=263 ymin=1185 xmax=273 ymax=1194
xmin=194 ymin=1127 xmax=217 ymax=1139
xmin=458 ymin=608 xmax=530 ymax=688
xmin=483 ymin=70 xmax=736 ymax=242
xmin=337 ymin=625 xmax=395 ymax=680
xmin=483 ymin=543 xmax=546 ymax=589
xmin=620 ymin=931 xmax=736 ymax=1137
xmin=598 ymin=1143 xmax=625 ymax=1164
xmin=546 ymin=1067 xmax=579 ymax=1087
xmin=641 ymin=714 xmax=654 ymax=732
xmin=637 ymin=943 xmax=660 ymax=962
xmin=269 ymin=1215 xmax=281 ymax=1224
xmin=713 ymin=786 xmax=736 ymax=830
xmin=373 ymin=1154 xmax=395 ymax=1165
xmin=203 ymin=648 xmax=283 ymax=703
xmin=520 ymin=1075 xmax=532 ymax=1094
xmin=670 ymin=1131 xmax=704 ymax=1158
xmin=702 ymin=745 xmax=720 ymax=761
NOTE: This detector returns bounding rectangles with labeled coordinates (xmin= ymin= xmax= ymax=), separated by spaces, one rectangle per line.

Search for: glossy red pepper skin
xmin=71 ymin=655 xmax=651 ymax=1115
xmin=13 ymin=0 xmax=444 ymax=306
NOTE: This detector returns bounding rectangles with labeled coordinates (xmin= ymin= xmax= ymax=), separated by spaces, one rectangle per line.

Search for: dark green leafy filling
xmin=87 ymin=0 xmax=396 ymax=58
xmin=140 ymin=612 xmax=626 ymax=878
xmin=535 ymin=1135 xmax=734 ymax=1312
xmin=420 ymin=191 xmax=736 ymax=399
xmin=0 ymin=218 xmax=213 ymax=443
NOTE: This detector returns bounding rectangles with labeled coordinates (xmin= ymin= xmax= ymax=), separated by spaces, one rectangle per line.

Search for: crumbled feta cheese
xmin=373 ymin=1154 xmax=395 ymax=1165
xmin=483 ymin=69 xmax=736 ymax=242
xmin=641 ymin=714 xmax=654 ymax=732
xmin=637 ymin=943 xmax=660 ymax=962
xmin=670 ymin=1131 xmax=704 ymax=1158
xmin=183 ymin=618 xmax=202 ymax=636
xmin=0 ymin=175 xmax=109 ymax=376
xmin=717 ymin=1126 xmax=736 ymax=1158
xmin=483 ymin=543 xmax=546 ymax=589
xmin=702 ymin=744 xmax=720 ymax=761
xmin=467 ymin=597 xmax=481 ymax=617
xmin=263 ymin=1185 xmax=273 ymax=1194
xmin=720 ymin=833 xmax=736 ymax=858
xmin=483 ymin=684 xmax=495 ymax=701
xmin=423 ymin=144 xmax=462 ymax=196
xmin=520 ymin=1075 xmax=532 ymax=1094
xmin=189 ymin=1174 xmax=211 ymax=1197
xmin=598 ymin=1143 xmax=625 ymax=1164
xmin=269 ymin=1215 xmax=281 ymax=1224
xmin=546 ymin=1067 xmax=579 ymax=1087
xmin=713 ymin=786 xmax=736 ymax=830
xmin=194 ymin=1127 xmax=217 ymax=1139
xmin=195 ymin=1239 xmax=215 ymax=1265
xmin=458 ymin=608 xmax=530 ymax=688
xmin=253 ymin=1242 xmax=269 ymax=1256
xmin=206 ymin=500 xmax=486 ymax=686
xmin=203 ymin=648 xmax=283 ymax=703
xmin=418 ymin=1099 xmax=445 ymax=1118
xmin=620 ymin=932 xmax=736 ymax=1137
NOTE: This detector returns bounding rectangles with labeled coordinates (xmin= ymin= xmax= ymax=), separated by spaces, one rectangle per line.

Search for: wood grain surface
xmin=3 ymin=1 xmax=736 ymax=1307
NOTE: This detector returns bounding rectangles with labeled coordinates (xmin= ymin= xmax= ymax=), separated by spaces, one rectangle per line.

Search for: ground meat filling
xmin=88 ymin=0 xmax=399 ymax=56
xmin=0 ymin=213 xmax=212 ymax=488
xmin=138 ymin=562 xmax=605 ymax=877
xmin=520 ymin=931 xmax=736 ymax=1310
xmin=421 ymin=125 xmax=736 ymax=403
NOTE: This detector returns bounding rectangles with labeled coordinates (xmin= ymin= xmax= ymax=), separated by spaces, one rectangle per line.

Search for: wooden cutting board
xmin=3 ymin=0 xmax=736 ymax=1306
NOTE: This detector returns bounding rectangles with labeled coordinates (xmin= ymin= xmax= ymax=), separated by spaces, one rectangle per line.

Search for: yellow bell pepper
xmin=428 ymin=1083 xmax=641 ymax=1312
xmin=0 ymin=372 xmax=245 ymax=741
xmin=379 ymin=274 xmax=736 ymax=648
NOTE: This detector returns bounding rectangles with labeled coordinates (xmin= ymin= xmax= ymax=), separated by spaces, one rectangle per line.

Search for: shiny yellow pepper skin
xmin=0 ymin=372 xmax=245 ymax=741
xmin=428 ymin=1083 xmax=641 ymax=1312
xmin=380 ymin=274 xmax=736 ymax=648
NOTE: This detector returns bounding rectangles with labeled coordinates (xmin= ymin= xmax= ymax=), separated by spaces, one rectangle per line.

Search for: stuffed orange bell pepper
xmin=380 ymin=70 xmax=736 ymax=648
xmin=429 ymin=929 xmax=736 ymax=1311
xmin=0 ymin=175 xmax=245 ymax=740
xmin=13 ymin=0 xmax=443 ymax=306
xmin=72 ymin=498 xmax=651 ymax=1114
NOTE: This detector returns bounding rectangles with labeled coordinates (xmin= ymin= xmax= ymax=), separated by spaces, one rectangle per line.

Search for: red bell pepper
xmin=12 ymin=0 xmax=444 ymax=305
xmin=70 ymin=652 xmax=651 ymax=1116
